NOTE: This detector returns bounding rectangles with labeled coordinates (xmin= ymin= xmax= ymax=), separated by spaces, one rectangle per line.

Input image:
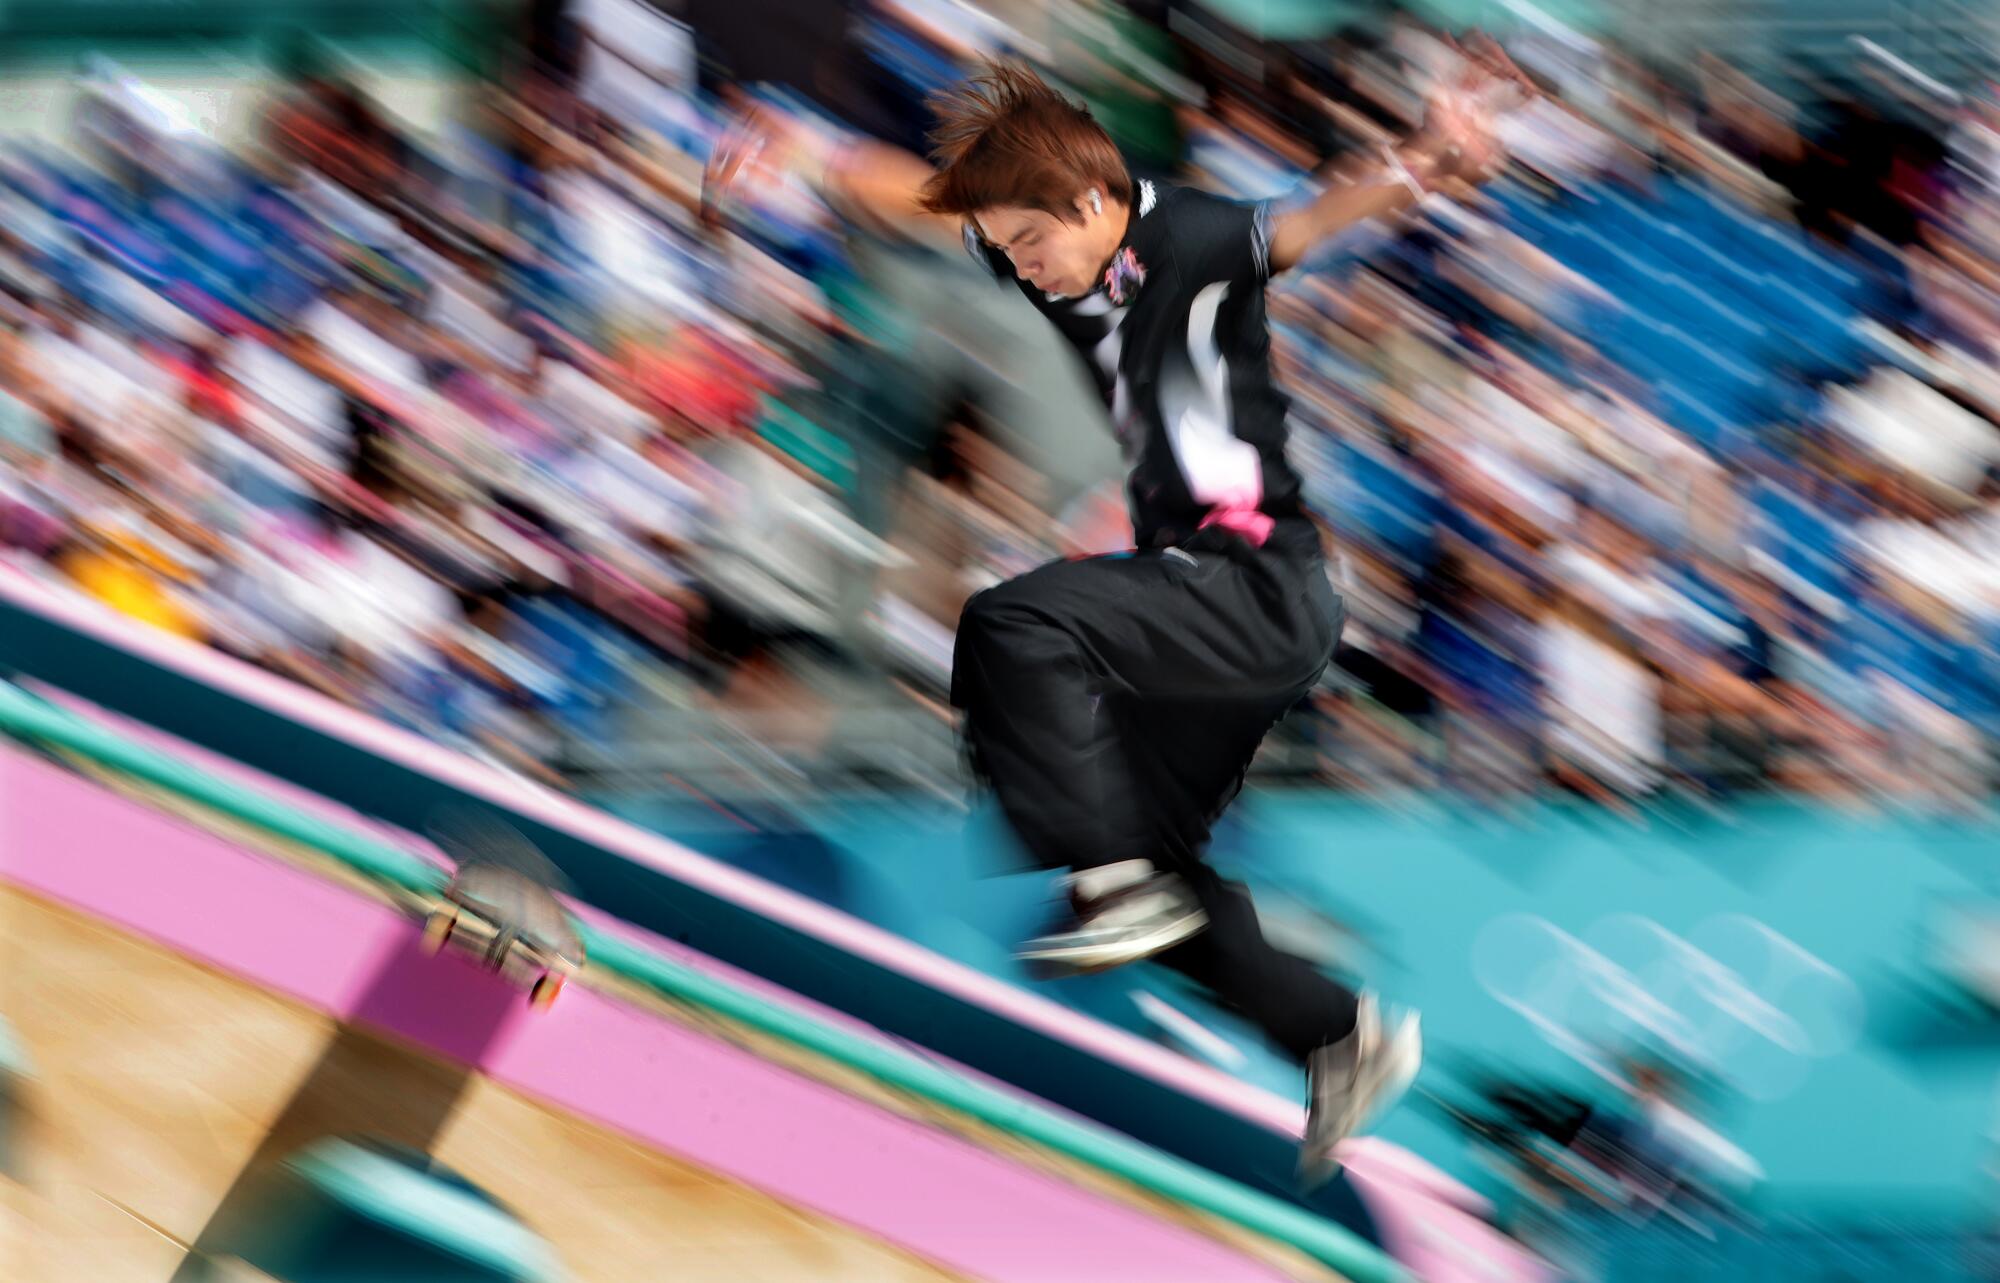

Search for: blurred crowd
xmin=1 ymin=2 xmax=1999 ymax=815
xmin=1428 ymin=1049 xmax=1765 ymax=1279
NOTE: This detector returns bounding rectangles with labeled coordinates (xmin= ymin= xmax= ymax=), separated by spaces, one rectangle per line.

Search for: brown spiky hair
xmin=918 ymin=62 xmax=1133 ymax=226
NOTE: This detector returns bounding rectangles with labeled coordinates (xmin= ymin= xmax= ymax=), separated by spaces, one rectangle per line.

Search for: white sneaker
xmin=1299 ymin=994 xmax=1423 ymax=1188
xmin=1017 ymin=865 xmax=1208 ymax=975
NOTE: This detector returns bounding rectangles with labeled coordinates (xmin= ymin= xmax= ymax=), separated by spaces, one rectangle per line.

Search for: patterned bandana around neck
xmin=1102 ymin=246 xmax=1146 ymax=305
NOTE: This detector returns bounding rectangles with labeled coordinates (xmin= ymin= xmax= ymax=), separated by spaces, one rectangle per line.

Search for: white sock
xmin=1069 ymin=859 xmax=1156 ymax=902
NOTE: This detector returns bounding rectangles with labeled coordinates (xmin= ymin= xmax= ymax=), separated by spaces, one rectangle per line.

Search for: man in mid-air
xmin=708 ymin=44 xmax=1526 ymax=1181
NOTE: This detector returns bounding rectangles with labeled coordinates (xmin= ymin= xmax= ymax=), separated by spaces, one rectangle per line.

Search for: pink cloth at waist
xmin=1199 ymin=504 xmax=1274 ymax=546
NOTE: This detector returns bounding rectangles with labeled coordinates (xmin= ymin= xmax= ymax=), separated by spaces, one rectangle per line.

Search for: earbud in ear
xmin=1089 ymin=189 xmax=1103 ymax=216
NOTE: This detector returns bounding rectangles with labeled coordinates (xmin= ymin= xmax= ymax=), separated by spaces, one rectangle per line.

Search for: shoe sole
xmin=1015 ymin=908 xmax=1210 ymax=976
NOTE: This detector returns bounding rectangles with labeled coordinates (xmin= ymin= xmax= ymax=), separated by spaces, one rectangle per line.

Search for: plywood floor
xmin=11 ymin=753 xmax=1351 ymax=1283
xmin=0 ymin=884 xmax=969 ymax=1283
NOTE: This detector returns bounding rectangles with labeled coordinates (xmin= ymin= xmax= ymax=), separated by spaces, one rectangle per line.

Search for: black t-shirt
xmin=966 ymin=181 xmax=1317 ymax=556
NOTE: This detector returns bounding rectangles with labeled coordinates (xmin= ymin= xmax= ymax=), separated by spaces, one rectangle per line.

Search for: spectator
xmin=0 ymin=15 xmax=1993 ymax=814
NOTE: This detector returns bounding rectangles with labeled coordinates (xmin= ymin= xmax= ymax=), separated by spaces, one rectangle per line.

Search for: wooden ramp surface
xmin=0 ymin=885 xmax=968 ymax=1283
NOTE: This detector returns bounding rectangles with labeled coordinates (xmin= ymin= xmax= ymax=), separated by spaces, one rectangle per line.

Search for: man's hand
xmin=1268 ymin=33 xmax=1534 ymax=272
xmin=701 ymin=97 xmax=835 ymax=232
xmin=1411 ymin=33 xmax=1537 ymax=187
xmin=701 ymin=94 xmax=956 ymax=249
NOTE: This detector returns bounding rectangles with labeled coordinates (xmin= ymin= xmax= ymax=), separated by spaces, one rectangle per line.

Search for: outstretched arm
xmin=822 ymin=140 xmax=964 ymax=249
xmin=1266 ymin=144 xmax=1452 ymax=273
xmin=1268 ymin=35 xmax=1533 ymax=274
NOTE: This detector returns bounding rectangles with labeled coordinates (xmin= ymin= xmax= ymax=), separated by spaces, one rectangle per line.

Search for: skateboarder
xmin=707 ymin=44 xmax=1528 ymax=1180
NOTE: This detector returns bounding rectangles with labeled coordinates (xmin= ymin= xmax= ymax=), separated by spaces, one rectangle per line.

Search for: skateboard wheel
xmin=422 ymin=908 xmax=457 ymax=955
xmin=529 ymin=973 xmax=564 ymax=1011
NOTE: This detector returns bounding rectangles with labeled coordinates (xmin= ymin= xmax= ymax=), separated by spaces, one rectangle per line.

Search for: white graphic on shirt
xmin=1098 ymin=321 xmax=1133 ymax=448
xmin=1163 ymin=282 xmax=1261 ymax=508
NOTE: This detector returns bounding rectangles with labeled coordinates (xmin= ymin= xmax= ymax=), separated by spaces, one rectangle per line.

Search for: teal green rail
xmin=0 ymin=677 xmax=1407 ymax=1283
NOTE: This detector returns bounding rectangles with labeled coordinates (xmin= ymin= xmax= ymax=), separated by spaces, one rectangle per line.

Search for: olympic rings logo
xmin=1472 ymin=913 xmax=1865 ymax=1100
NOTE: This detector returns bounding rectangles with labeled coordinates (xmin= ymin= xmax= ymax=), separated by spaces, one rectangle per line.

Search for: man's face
xmin=973 ymin=196 xmax=1115 ymax=299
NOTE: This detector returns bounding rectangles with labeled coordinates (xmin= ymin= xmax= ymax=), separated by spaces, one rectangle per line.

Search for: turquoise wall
xmin=1209 ymin=796 xmax=1996 ymax=1209
xmin=600 ymin=791 xmax=2000 ymax=1215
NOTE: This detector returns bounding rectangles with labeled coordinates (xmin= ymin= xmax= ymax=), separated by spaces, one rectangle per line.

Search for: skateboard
xmin=418 ymin=809 xmax=585 ymax=1010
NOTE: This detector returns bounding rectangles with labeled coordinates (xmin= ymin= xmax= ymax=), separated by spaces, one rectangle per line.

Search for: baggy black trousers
xmin=951 ymin=534 xmax=1360 ymax=1061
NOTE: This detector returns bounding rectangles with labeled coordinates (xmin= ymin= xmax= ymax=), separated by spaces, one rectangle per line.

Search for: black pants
xmin=951 ymin=536 xmax=1360 ymax=1061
